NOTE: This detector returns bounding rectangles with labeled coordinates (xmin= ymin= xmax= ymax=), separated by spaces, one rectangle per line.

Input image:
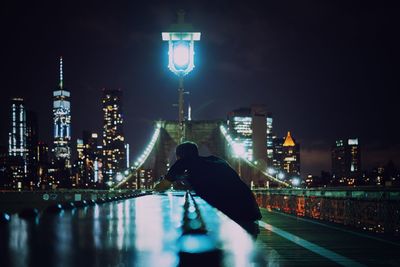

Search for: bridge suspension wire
xmin=220 ymin=125 xmax=290 ymax=187
xmin=114 ymin=123 xmax=162 ymax=189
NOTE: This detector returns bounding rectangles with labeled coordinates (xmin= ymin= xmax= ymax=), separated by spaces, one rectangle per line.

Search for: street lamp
xmin=162 ymin=10 xmax=201 ymax=143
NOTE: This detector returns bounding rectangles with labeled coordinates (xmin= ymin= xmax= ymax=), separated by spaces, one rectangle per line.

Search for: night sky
xmin=0 ymin=1 xmax=399 ymax=175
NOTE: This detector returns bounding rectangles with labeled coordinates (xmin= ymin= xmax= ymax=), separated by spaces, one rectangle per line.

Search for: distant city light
xmin=267 ymin=168 xmax=276 ymax=175
xmin=348 ymin=138 xmax=358 ymax=145
xmin=116 ymin=173 xmax=124 ymax=182
xmin=278 ymin=172 xmax=285 ymax=180
xmin=114 ymin=123 xmax=161 ymax=188
xmin=292 ymin=177 xmax=300 ymax=186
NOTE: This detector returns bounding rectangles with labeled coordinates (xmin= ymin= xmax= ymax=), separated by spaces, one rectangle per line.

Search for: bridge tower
xmin=153 ymin=120 xmax=226 ymax=179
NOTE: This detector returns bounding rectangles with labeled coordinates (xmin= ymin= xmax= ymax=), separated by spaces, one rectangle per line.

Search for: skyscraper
xmin=26 ymin=110 xmax=39 ymax=188
xmin=77 ymin=131 xmax=103 ymax=187
xmin=37 ymin=142 xmax=49 ymax=188
xmin=0 ymin=145 xmax=12 ymax=189
xmin=272 ymin=136 xmax=284 ymax=172
xmin=228 ymin=107 xmax=253 ymax=160
xmin=8 ymin=98 xmax=27 ymax=188
xmin=266 ymin=115 xmax=274 ymax=165
xmin=282 ymin=131 xmax=301 ymax=179
xmin=9 ymin=98 xmax=27 ymax=160
xmin=102 ymin=89 xmax=125 ymax=184
xmin=53 ymin=57 xmax=71 ymax=167
xmin=227 ymin=105 xmax=272 ymax=164
xmin=331 ymin=138 xmax=361 ymax=185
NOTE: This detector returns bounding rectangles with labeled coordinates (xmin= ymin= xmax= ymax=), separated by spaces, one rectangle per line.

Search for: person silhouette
xmin=154 ymin=141 xmax=261 ymax=237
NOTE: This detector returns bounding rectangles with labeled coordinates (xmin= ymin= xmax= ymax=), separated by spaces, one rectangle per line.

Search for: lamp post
xmin=162 ymin=10 xmax=201 ymax=143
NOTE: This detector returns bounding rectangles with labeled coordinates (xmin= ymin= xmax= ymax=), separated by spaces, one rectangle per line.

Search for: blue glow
xmin=116 ymin=173 xmax=123 ymax=182
xmin=179 ymin=234 xmax=216 ymax=253
xmin=267 ymin=168 xmax=276 ymax=175
xmin=292 ymin=177 xmax=301 ymax=186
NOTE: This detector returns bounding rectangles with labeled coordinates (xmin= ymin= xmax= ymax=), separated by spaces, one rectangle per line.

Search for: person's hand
xmin=154 ymin=179 xmax=172 ymax=192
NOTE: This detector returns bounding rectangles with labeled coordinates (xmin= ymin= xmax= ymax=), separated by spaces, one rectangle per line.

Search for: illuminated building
xmin=266 ymin=116 xmax=274 ymax=165
xmin=102 ymin=89 xmax=125 ymax=184
xmin=272 ymin=137 xmax=284 ymax=171
xmin=228 ymin=107 xmax=252 ymax=160
xmin=8 ymin=98 xmax=27 ymax=188
xmin=137 ymin=168 xmax=154 ymax=189
xmin=8 ymin=98 xmax=43 ymax=189
xmin=37 ymin=142 xmax=49 ymax=188
xmin=76 ymin=139 xmax=84 ymax=185
xmin=53 ymin=57 xmax=71 ymax=167
xmin=227 ymin=106 xmax=272 ymax=163
xmin=9 ymin=98 xmax=27 ymax=161
xmin=331 ymin=138 xmax=361 ymax=185
xmin=77 ymin=131 xmax=103 ymax=187
xmin=282 ymin=131 xmax=301 ymax=180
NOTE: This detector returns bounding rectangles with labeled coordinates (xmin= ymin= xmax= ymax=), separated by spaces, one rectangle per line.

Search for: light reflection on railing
xmin=9 ymin=217 xmax=28 ymax=266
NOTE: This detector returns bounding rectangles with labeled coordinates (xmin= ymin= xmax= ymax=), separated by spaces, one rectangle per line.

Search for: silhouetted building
xmin=272 ymin=137 xmax=284 ymax=172
xmin=305 ymin=174 xmax=317 ymax=188
xmin=26 ymin=110 xmax=39 ymax=188
xmin=331 ymin=138 xmax=361 ymax=185
xmin=363 ymin=161 xmax=399 ymax=187
xmin=282 ymin=131 xmax=301 ymax=180
xmin=102 ymin=89 xmax=125 ymax=184
xmin=53 ymin=57 xmax=72 ymax=167
xmin=305 ymin=171 xmax=331 ymax=188
xmin=0 ymin=146 xmax=12 ymax=188
xmin=37 ymin=142 xmax=49 ymax=188
xmin=382 ymin=161 xmax=399 ymax=186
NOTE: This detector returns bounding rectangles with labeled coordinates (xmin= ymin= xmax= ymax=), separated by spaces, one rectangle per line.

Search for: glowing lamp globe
xmin=173 ymin=42 xmax=190 ymax=67
xmin=162 ymin=10 xmax=200 ymax=77
xmin=162 ymin=32 xmax=200 ymax=76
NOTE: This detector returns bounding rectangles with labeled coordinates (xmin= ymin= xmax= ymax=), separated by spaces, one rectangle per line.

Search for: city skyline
xmin=0 ymin=1 xmax=399 ymax=175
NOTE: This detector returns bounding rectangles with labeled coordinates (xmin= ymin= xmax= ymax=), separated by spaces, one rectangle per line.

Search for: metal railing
xmin=254 ymin=188 xmax=400 ymax=235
